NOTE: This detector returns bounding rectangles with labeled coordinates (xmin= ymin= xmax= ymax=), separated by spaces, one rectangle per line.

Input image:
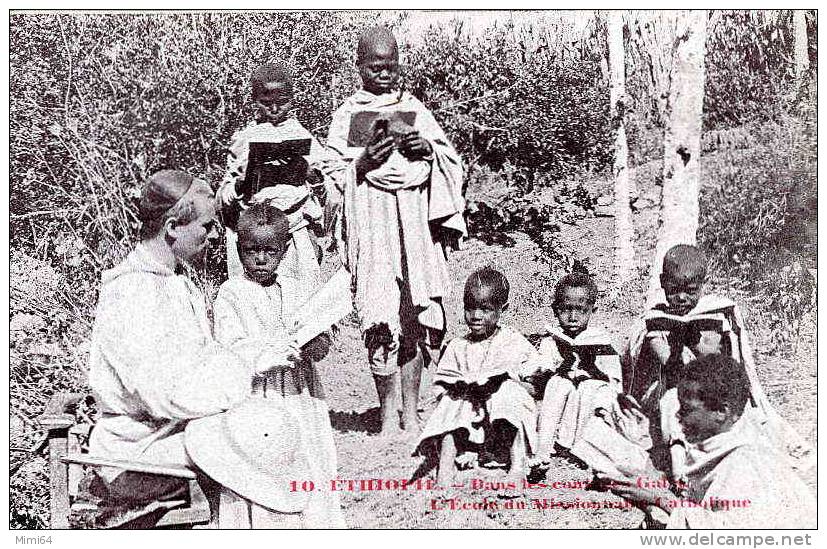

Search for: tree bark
xmin=648 ymin=10 xmax=706 ymax=303
xmin=793 ymin=10 xmax=809 ymax=82
xmin=607 ymin=11 xmax=636 ymax=287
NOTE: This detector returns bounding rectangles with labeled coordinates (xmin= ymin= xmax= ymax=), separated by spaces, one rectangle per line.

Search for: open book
xmin=434 ymin=366 xmax=513 ymax=390
xmin=644 ymin=310 xmax=729 ymax=333
xmin=347 ymin=111 xmax=417 ymax=148
xmin=545 ymin=326 xmax=618 ymax=356
xmin=239 ymin=139 xmax=312 ymax=199
xmin=289 ymin=268 xmax=353 ymax=347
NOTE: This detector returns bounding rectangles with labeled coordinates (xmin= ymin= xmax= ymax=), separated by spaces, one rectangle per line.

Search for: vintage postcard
xmin=7 ymin=7 xmax=817 ymax=536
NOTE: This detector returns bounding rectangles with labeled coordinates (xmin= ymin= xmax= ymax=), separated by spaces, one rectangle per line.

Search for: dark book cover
xmin=347 ymin=111 xmax=417 ymax=147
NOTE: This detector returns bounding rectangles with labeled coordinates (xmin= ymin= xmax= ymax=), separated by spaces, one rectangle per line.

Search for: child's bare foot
xmin=378 ymin=410 xmax=401 ymax=436
xmin=455 ymin=451 xmax=478 ymax=470
xmin=526 ymin=457 xmax=550 ymax=484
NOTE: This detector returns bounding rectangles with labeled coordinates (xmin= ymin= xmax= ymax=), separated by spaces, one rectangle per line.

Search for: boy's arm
xmin=217 ymin=130 xmax=251 ymax=206
xmin=213 ymin=285 xmax=299 ymax=372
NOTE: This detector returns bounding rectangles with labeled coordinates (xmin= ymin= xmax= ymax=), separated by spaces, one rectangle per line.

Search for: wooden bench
xmin=38 ymin=393 xmax=212 ymax=529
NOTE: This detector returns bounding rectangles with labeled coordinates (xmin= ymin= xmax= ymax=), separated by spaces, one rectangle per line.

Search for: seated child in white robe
xmin=414 ymin=268 xmax=538 ymax=486
xmin=604 ymin=353 xmax=816 ymax=529
xmin=211 ymin=203 xmax=345 ymax=528
xmin=530 ymin=273 xmax=650 ymax=480
xmin=217 ymin=61 xmax=343 ymax=291
xmin=623 ymin=244 xmax=813 ymax=479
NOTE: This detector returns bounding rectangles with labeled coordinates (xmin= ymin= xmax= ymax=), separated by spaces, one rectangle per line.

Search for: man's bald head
xmin=356 ymin=26 xmax=399 ymax=66
xmin=663 ymin=244 xmax=708 ymax=283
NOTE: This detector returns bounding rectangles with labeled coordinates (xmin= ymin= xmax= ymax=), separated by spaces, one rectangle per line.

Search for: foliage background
xmin=9 ymin=10 xmax=817 ymax=528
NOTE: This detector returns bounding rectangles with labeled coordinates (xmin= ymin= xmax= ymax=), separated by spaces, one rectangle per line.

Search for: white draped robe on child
xmin=414 ymin=326 xmax=539 ymax=456
xmin=327 ymin=89 xmax=466 ymax=337
xmin=623 ymin=294 xmax=814 ymax=474
xmin=213 ymin=273 xmax=345 ymax=528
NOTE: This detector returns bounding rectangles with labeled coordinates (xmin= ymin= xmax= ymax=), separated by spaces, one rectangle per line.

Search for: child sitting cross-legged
xmin=623 ymin=244 xmax=813 ymax=480
xmin=413 ymin=268 xmax=540 ymax=487
xmin=208 ymin=203 xmax=345 ymax=528
xmin=528 ymin=273 xmax=651 ymax=481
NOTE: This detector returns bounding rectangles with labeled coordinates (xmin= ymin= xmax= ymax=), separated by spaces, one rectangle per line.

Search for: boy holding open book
xmin=529 ymin=273 xmax=651 ymax=481
xmin=208 ymin=203 xmax=348 ymax=528
xmin=623 ymin=244 xmax=813 ymax=480
xmin=326 ymin=26 xmax=466 ymax=435
xmin=217 ymin=61 xmax=343 ymax=291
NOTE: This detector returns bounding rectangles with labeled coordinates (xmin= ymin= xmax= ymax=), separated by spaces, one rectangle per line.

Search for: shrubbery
xmin=404 ymin=19 xmax=613 ymax=178
xmin=8 ymin=11 xmax=817 ymax=529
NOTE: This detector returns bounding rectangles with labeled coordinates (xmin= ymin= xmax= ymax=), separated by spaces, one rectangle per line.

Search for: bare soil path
xmin=314 ymin=165 xmax=815 ymax=528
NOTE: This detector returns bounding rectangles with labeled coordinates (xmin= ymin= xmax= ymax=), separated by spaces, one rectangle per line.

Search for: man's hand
xmin=398 ymin=130 xmax=432 ymax=160
xmin=595 ymin=467 xmax=674 ymax=512
xmin=301 ymin=333 xmax=331 ymax=363
xmin=355 ymin=135 xmax=394 ymax=179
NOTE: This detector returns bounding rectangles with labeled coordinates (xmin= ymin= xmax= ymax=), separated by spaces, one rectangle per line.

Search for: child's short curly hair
xmin=236 ymin=202 xmax=290 ymax=244
xmin=250 ymin=61 xmax=293 ymax=98
xmin=464 ymin=267 xmax=510 ymax=307
xmin=679 ymin=354 xmax=750 ymax=416
xmin=553 ymin=272 xmax=598 ymax=306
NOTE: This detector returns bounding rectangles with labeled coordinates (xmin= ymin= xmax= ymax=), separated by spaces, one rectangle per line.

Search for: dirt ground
xmin=312 ymin=165 xmax=817 ymax=529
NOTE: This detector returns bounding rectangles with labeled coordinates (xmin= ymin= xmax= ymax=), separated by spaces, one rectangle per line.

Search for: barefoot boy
xmin=606 ymin=354 xmax=816 ymax=529
xmin=623 ymin=244 xmax=813 ymax=478
xmin=327 ymin=27 xmax=466 ymax=434
xmin=414 ymin=268 xmax=538 ymax=486
xmin=529 ymin=273 xmax=650 ymax=481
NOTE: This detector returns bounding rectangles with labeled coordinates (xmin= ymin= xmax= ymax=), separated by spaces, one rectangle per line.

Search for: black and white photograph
xmin=7 ymin=8 xmax=818 ymax=532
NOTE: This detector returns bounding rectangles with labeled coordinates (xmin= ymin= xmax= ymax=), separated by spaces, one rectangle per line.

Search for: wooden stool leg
xmin=48 ymin=434 xmax=70 ymax=529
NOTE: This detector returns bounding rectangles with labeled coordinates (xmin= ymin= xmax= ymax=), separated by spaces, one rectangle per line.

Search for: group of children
xmin=410 ymin=249 xmax=814 ymax=528
xmin=187 ymin=24 xmax=813 ymax=529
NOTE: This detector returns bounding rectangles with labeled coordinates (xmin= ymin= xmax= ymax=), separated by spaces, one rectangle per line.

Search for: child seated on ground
xmin=413 ymin=268 xmax=539 ymax=486
xmin=529 ymin=273 xmax=650 ymax=480
xmin=603 ymin=353 xmax=816 ymax=529
xmin=207 ymin=203 xmax=345 ymax=528
xmin=623 ymin=244 xmax=813 ymax=479
xmin=217 ymin=61 xmax=343 ymax=291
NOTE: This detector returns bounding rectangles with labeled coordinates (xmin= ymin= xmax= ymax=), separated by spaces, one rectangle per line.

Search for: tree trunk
xmin=607 ymin=11 xmax=636 ymax=287
xmin=793 ymin=10 xmax=809 ymax=82
xmin=648 ymin=10 xmax=706 ymax=303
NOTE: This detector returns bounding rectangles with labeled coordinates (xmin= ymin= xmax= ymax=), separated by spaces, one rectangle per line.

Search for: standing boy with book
xmin=327 ymin=26 xmax=466 ymax=435
xmin=217 ymin=61 xmax=343 ymax=291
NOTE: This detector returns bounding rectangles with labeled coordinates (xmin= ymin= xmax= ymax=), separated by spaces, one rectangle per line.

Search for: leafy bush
xmin=699 ymin=79 xmax=816 ymax=346
xmin=465 ymin=163 xmax=594 ymax=270
xmin=404 ymin=19 xmax=613 ymax=179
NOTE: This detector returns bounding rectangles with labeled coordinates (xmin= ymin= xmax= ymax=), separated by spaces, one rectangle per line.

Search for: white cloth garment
xmin=88 ymin=244 xmax=254 ymax=471
xmin=213 ymin=274 xmax=346 ymax=528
